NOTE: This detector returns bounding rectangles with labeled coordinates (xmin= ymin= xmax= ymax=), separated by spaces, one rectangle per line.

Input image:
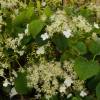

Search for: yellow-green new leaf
xmin=29 ymin=19 xmax=45 ymax=38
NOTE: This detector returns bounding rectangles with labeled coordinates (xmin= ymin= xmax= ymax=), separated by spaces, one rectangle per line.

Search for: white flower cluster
xmin=45 ymin=0 xmax=62 ymax=6
xmin=88 ymin=3 xmax=100 ymax=20
xmin=59 ymin=61 xmax=85 ymax=94
xmin=0 ymin=62 xmax=10 ymax=77
xmin=0 ymin=0 xmax=18 ymax=9
xmin=0 ymin=62 xmax=10 ymax=69
xmin=9 ymin=87 xmax=18 ymax=98
xmin=72 ymin=15 xmax=92 ymax=33
xmin=24 ymin=24 xmax=29 ymax=35
xmin=94 ymin=22 xmax=99 ymax=29
xmin=0 ymin=15 xmax=6 ymax=32
xmin=80 ymin=90 xmax=87 ymax=97
xmin=88 ymin=3 xmax=100 ymax=12
xmin=25 ymin=60 xmax=86 ymax=98
xmin=46 ymin=10 xmax=72 ymax=38
xmin=0 ymin=44 xmax=4 ymax=58
xmin=3 ymin=79 xmax=11 ymax=87
xmin=3 ymin=73 xmax=16 ymax=88
xmin=26 ymin=61 xmax=67 ymax=97
xmin=0 ymin=0 xmax=26 ymax=9
xmin=5 ymin=33 xmax=25 ymax=56
xmin=41 ymin=32 xmax=49 ymax=41
xmin=36 ymin=46 xmax=45 ymax=55
xmin=0 ymin=68 xmax=4 ymax=77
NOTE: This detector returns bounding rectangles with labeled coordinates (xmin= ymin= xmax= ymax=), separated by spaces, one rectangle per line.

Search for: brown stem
xmin=21 ymin=95 xmax=24 ymax=100
xmin=63 ymin=0 xmax=68 ymax=6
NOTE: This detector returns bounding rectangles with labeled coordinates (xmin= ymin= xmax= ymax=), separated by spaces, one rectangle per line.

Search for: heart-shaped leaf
xmin=74 ymin=57 xmax=100 ymax=80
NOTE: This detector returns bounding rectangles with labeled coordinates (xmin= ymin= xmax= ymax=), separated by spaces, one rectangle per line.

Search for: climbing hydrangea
xmin=46 ymin=10 xmax=72 ymax=37
xmin=72 ymin=15 xmax=92 ymax=33
xmin=0 ymin=0 xmax=100 ymax=99
xmin=25 ymin=60 xmax=85 ymax=99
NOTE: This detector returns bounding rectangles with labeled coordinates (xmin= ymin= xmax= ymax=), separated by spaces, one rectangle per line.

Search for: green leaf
xmin=87 ymin=73 xmax=100 ymax=92
xmin=72 ymin=97 xmax=82 ymax=100
xmin=29 ymin=19 xmax=45 ymax=38
xmin=21 ymin=35 xmax=33 ymax=45
xmin=52 ymin=34 xmax=68 ymax=52
xmin=78 ymin=7 xmax=95 ymax=23
xmin=64 ymin=5 xmax=75 ymax=16
xmin=96 ymin=83 xmax=100 ymax=100
xmin=15 ymin=72 xmax=29 ymax=94
xmin=49 ymin=94 xmax=59 ymax=100
xmin=44 ymin=6 xmax=53 ymax=17
xmin=13 ymin=7 xmax=34 ymax=26
xmin=74 ymin=57 xmax=100 ymax=80
xmin=74 ymin=42 xmax=87 ymax=55
xmin=89 ymin=40 xmax=100 ymax=55
xmin=60 ymin=51 xmax=74 ymax=62
xmin=36 ymin=0 xmax=41 ymax=14
xmin=85 ymin=96 xmax=96 ymax=100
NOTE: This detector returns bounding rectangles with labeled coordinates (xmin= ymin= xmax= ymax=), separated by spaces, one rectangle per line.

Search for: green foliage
xmin=52 ymin=34 xmax=68 ymax=52
xmin=12 ymin=7 xmax=34 ymax=35
xmin=21 ymin=35 xmax=33 ymax=45
xmin=13 ymin=7 xmax=34 ymax=26
xmin=87 ymin=73 xmax=100 ymax=92
xmin=96 ymin=83 xmax=100 ymax=100
xmin=79 ymin=7 xmax=95 ymax=21
xmin=88 ymin=40 xmax=100 ymax=55
xmin=29 ymin=19 xmax=45 ymax=38
xmin=49 ymin=94 xmax=59 ymax=100
xmin=74 ymin=41 xmax=87 ymax=55
xmin=72 ymin=97 xmax=82 ymax=100
xmin=15 ymin=72 xmax=29 ymax=94
xmin=74 ymin=57 xmax=100 ymax=80
xmin=1 ymin=0 xmax=100 ymax=99
xmin=64 ymin=5 xmax=76 ymax=16
xmin=44 ymin=6 xmax=53 ymax=17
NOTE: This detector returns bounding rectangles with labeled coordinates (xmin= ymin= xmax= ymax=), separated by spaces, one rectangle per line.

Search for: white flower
xmin=36 ymin=46 xmax=45 ymax=55
xmin=63 ymin=30 xmax=72 ymax=38
xmin=12 ymin=70 xmax=18 ymax=78
xmin=0 ymin=25 xmax=2 ymax=32
xmin=59 ymin=85 xmax=66 ymax=93
xmin=18 ymin=33 xmax=24 ymax=40
xmin=17 ymin=50 xmax=24 ymax=56
xmin=14 ymin=9 xmax=19 ymax=15
xmin=94 ymin=22 xmax=99 ymax=29
xmin=0 ymin=16 xmax=3 ymax=22
xmin=41 ymin=2 xmax=46 ymax=7
xmin=0 ymin=69 xmax=4 ymax=76
xmin=1 ymin=2 xmax=7 ymax=8
xmin=9 ymin=87 xmax=18 ymax=98
xmin=41 ymin=33 xmax=49 ymax=40
xmin=35 ymin=94 xmax=41 ymax=99
xmin=25 ymin=24 xmax=29 ymax=34
xmin=67 ymin=93 xmax=72 ymax=99
xmin=64 ymin=77 xmax=73 ymax=87
xmin=1 ymin=63 xmax=9 ymax=69
xmin=25 ymin=29 xmax=28 ymax=34
xmin=3 ymin=79 xmax=11 ymax=87
xmin=80 ymin=90 xmax=87 ymax=97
